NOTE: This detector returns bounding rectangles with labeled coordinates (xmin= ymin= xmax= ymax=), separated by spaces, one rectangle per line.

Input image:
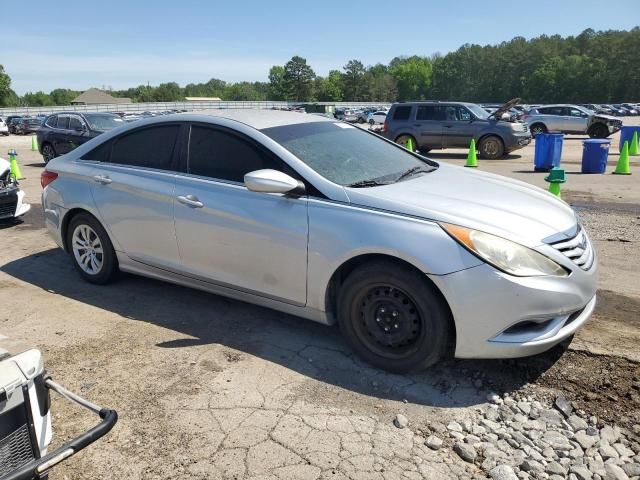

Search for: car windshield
xmin=261 ymin=121 xmax=438 ymax=186
xmin=84 ymin=114 xmax=125 ymax=131
xmin=467 ymin=104 xmax=490 ymax=119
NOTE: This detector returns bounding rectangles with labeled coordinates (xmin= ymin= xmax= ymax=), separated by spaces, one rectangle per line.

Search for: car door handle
xmin=93 ymin=175 xmax=112 ymax=185
xmin=177 ymin=195 xmax=204 ymax=208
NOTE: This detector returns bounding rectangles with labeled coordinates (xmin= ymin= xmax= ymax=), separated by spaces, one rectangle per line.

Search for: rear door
xmin=441 ymin=105 xmax=477 ymax=148
xmin=414 ymin=105 xmax=443 ymax=148
xmin=537 ymin=107 xmax=564 ymax=132
xmin=88 ymin=123 xmax=183 ymax=270
xmin=173 ymin=123 xmax=308 ymax=305
xmin=66 ymin=115 xmax=91 ymax=152
xmin=52 ymin=115 xmax=72 ymax=154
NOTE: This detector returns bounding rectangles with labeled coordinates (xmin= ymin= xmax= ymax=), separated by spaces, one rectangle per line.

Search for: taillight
xmin=383 ymin=121 xmax=388 ymax=132
xmin=41 ymin=170 xmax=58 ymax=188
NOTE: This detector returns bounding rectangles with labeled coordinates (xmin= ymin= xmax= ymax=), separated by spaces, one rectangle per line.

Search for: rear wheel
xmin=588 ymin=123 xmax=609 ymax=139
xmin=67 ymin=213 xmax=118 ymax=285
xmin=42 ymin=143 xmax=56 ymax=164
xmin=338 ymin=261 xmax=452 ymax=373
xmin=369 ymin=119 xmax=375 ymax=125
xmin=530 ymin=123 xmax=547 ymax=137
xmin=478 ymin=135 xmax=505 ymax=159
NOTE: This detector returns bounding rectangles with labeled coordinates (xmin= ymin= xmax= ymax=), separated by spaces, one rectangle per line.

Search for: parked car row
xmin=335 ymin=106 xmax=390 ymax=123
xmin=579 ymin=103 xmax=640 ymax=116
xmin=0 ymin=115 xmax=45 ymax=135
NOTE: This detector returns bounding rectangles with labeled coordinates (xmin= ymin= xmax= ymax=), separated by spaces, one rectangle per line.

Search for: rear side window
xmin=188 ymin=125 xmax=281 ymax=183
xmin=56 ymin=116 xmax=69 ymax=129
xmin=110 ymin=125 xmax=180 ymax=170
xmin=539 ymin=107 xmax=564 ymax=116
xmin=392 ymin=106 xmax=412 ymax=121
xmin=68 ymin=116 xmax=83 ymax=130
xmin=416 ymin=105 xmax=441 ymax=121
xmin=45 ymin=116 xmax=57 ymax=128
xmin=83 ymin=139 xmax=114 ymax=162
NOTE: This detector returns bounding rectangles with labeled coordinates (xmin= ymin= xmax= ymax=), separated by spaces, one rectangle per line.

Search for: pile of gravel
xmin=421 ymin=393 xmax=640 ymax=480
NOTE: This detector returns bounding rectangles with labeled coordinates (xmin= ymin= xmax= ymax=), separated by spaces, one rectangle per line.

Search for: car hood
xmin=344 ymin=162 xmax=577 ymax=247
xmin=592 ymin=113 xmax=620 ymax=122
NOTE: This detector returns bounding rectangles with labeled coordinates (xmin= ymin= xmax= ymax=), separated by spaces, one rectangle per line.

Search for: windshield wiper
xmin=395 ymin=165 xmax=435 ymax=183
xmin=346 ymin=179 xmax=392 ymax=188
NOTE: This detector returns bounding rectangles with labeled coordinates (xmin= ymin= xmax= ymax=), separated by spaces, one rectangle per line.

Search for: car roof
xmin=187 ymin=109 xmax=335 ymax=130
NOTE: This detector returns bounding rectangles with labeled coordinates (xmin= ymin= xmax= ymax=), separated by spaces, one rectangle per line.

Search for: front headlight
xmin=441 ymin=223 xmax=568 ymax=277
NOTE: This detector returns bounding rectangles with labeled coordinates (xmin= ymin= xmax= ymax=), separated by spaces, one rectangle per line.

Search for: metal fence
xmin=0 ymin=101 xmax=391 ymax=117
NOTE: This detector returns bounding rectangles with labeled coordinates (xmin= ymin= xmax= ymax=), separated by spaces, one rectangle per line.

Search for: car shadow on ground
xmin=426 ymin=152 xmax=523 ymax=161
xmin=1 ymin=248 xmax=570 ymax=408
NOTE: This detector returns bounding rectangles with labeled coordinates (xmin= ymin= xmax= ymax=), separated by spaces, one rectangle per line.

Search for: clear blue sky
xmin=2 ymin=0 xmax=638 ymax=94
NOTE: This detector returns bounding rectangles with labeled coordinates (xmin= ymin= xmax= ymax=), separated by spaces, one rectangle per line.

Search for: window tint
xmin=110 ymin=125 xmax=180 ymax=170
xmin=83 ymin=139 xmax=114 ymax=162
xmin=392 ymin=106 xmax=412 ymax=121
xmin=539 ymin=107 xmax=564 ymax=116
xmin=416 ymin=105 xmax=440 ymax=121
xmin=56 ymin=115 xmax=69 ymax=129
xmin=68 ymin=116 xmax=83 ymax=130
xmin=569 ymin=108 xmax=583 ymax=117
xmin=188 ymin=126 xmax=281 ymax=183
xmin=45 ymin=116 xmax=57 ymax=128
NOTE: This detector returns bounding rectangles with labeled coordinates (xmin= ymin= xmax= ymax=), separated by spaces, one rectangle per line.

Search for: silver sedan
xmin=41 ymin=110 xmax=597 ymax=372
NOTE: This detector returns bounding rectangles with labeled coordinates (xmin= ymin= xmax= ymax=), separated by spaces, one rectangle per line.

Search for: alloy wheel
xmin=72 ymin=224 xmax=104 ymax=275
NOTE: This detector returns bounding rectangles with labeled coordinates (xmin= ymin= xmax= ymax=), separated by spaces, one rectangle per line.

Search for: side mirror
xmin=244 ymin=169 xmax=305 ymax=196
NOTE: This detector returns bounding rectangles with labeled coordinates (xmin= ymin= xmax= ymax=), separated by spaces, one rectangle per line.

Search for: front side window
xmin=262 ymin=121 xmax=437 ymax=186
xmin=45 ymin=116 xmax=58 ymax=128
xmin=188 ymin=125 xmax=281 ymax=183
xmin=110 ymin=125 xmax=180 ymax=170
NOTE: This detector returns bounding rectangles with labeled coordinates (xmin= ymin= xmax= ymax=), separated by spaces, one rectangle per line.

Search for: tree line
xmin=1 ymin=27 xmax=638 ymax=108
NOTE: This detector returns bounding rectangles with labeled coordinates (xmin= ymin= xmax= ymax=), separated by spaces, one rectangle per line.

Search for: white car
xmin=367 ymin=111 xmax=388 ymax=125
xmin=0 ymin=157 xmax=31 ymax=220
xmin=0 ymin=117 xmax=9 ymax=136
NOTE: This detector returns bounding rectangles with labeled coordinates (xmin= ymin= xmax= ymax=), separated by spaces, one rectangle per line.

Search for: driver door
xmin=173 ymin=124 xmax=309 ymax=306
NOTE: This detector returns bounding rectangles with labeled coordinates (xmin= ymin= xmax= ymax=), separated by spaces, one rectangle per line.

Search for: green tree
xmin=389 ymin=56 xmax=432 ymax=101
xmin=49 ymin=89 xmax=79 ymax=105
xmin=315 ymin=70 xmax=344 ymax=101
xmin=342 ymin=59 xmax=367 ymax=101
xmin=23 ymin=91 xmax=54 ymax=106
xmin=0 ymin=65 xmax=14 ymax=107
xmin=153 ymin=82 xmax=183 ymax=102
xmin=365 ymin=64 xmax=397 ymax=102
xmin=268 ymin=66 xmax=288 ymax=100
xmin=283 ymin=56 xmax=315 ymax=101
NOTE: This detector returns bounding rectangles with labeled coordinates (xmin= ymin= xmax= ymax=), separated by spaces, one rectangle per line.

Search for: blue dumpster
xmin=582 ymin=139 xmax=610 ymax=173
xmin=619 ymin=125 xmax=640 ymax=152
xmin=534 ymin=133 xmax=564 ymax=171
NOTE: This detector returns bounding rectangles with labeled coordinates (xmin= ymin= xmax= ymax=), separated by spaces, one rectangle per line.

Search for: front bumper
xmin=428 ymin=260 xmax=597 ymax=359
xmin=505 ymin=132 xmax=532 ymax=151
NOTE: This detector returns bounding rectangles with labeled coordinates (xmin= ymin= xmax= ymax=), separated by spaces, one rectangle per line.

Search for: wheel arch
xmin=61 ymin=208 xmax=113 ymax=253
xmin=324 ymin=253 xmax=456 ymax=344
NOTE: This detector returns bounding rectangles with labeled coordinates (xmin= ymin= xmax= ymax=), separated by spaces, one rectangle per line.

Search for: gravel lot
xmin=0 ymin=118 xmax=639 ymax=480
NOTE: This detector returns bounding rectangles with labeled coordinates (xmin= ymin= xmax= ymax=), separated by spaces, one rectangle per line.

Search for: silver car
xmin=525 ymin=104 xmax=622 ymax=138
xmin=41 ymin=110 xmax=597 ymax=372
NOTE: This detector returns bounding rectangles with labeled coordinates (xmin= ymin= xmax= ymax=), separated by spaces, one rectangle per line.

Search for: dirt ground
xmin=0 ymin=118 xmax=639 ymax=480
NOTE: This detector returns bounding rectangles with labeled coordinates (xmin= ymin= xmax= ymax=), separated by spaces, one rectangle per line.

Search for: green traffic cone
xmin=406 ymin=137 xmax=414 ymax=152
xmin=31 ymin=135 xmax=38 ymax=151
xmin=8 ymin=149 xmax=24 ymax=180
xmin=544 ymin=167 xmax=566 ymax=198
xmin=613 ymin=141 xmax=631 ymax=175
xmin=548 ymin=182 xmax=561 ymax=197
xmin=465 ymin=139 xmax=478 ymax=167
xmin=630 ymin=131 xmax=639 ymax=156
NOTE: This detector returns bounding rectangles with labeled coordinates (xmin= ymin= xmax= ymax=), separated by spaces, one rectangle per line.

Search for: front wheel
xmin=478 ymin=136 xmax=505 ymax=159
xmin=338 ymin=261 xmax=452 ymax=373
xmin=67 ymin=213 xmax=118 ymax=285
xmin=588 ymin=123 xmax=609 ymax=139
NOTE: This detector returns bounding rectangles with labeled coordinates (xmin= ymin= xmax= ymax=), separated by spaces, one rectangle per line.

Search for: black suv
xmin=382 ymin=101 xmax=531 ymax=159
xmin=37 ymin=112 xmax=125 ymax=163
xmin=14 ymin=117 xmax=42 ymax=135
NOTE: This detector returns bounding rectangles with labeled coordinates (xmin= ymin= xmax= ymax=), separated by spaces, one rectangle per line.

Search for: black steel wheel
xmin=338 ymin=261 xmax=452 ymax=372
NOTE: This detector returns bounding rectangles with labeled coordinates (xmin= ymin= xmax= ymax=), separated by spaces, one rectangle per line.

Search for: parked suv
xmin=14 ymin=117 xmax=42 ymax=135
xmin=37 ymin=112 xmax=125 ymax=163
xmin=7 ymin=116 xmax=23 ymax=134
xmin=525 ymin=105 xmax=622 ymax=138
xmin=382 ymin=101 xmax=531 ymax=159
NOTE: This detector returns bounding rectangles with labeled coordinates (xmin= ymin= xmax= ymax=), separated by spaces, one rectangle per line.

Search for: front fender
xmin=306 ymin=199 xmax=482 ymax=313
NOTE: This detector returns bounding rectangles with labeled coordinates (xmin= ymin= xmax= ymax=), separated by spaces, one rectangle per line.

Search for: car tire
xmin=478 ymin=135 xmax=505 ymax=159
xmin=358 ymin=117 xmax=365 ymax=124
xmin=369 ymin=119 xmax=375 ymax=125
xmin=588 ymin=123 xmax=609 ymax=139
xmin=41 ymin=143 xmax=56 ymax=164
xmin=337 ymin=261 xmax=452 ymax=373
xmin=395 ymin=134 xmax=418 ymax=151
xmin=67 ymin=213 xmax=118 ymax=285
xmin=530 ymin=123 xmax=547 ymax=137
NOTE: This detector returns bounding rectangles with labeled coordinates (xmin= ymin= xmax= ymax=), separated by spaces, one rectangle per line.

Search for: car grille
xmin=0 ymin=424 xmax=35 ymax=477
xmin=522 ymin=123 xmax=529 ymax=132
xmin=0 ymin=197 xmax=17 ymax=219
xmin=549 ymin=227 xmax=595 ymax=271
